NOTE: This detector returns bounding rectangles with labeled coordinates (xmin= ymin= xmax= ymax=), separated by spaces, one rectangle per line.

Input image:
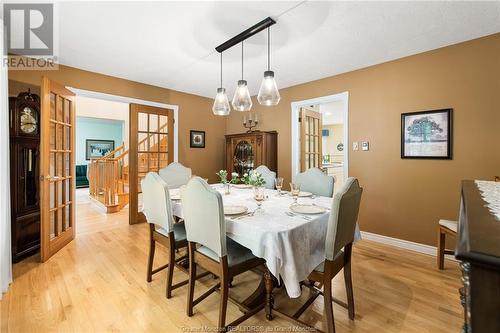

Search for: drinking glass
xmin=290 ymin=183 xmax=301 ymax=205
xmin=224 ymin=183 xmax=231 ymax=195
xmin=275 ymin=177 xmax=284 ymax=195
xmin=254 ymin=186 xmax=265 ymax=211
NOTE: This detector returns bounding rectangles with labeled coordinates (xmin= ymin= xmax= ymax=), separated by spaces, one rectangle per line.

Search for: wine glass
xmin=290 ymin=183 xmax=301 ymax=205
xmin=254 ymin=186 xmax=265 ymax=212
xmin=275 ymin=177 xmax=284 ymax=195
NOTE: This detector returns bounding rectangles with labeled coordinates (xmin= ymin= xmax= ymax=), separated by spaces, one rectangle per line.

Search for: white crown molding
xmin=360 ymin=231 xmax=457 ymax=261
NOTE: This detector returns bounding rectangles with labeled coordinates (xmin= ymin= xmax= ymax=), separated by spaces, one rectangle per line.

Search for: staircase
xmin=88 ymin=145 xmax=129 ymax=213
xmin=88 ymin=123 xmax=169 ymax=213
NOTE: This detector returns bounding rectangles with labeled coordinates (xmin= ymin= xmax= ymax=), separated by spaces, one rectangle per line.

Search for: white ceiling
xmin=54 ymin=1 xmax=500 ymax=98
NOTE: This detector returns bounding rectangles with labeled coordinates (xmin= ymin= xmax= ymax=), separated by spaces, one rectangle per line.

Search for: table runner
xmin=475 ymin=180 xmax=500 ymax=221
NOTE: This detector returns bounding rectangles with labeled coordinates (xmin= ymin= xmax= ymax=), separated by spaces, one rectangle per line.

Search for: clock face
xmin=20 ymin=107 xmax=38 ymax=134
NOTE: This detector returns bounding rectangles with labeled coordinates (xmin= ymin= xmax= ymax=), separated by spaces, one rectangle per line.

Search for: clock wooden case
xmin=9 ymin=90 xmax=41 ymax=262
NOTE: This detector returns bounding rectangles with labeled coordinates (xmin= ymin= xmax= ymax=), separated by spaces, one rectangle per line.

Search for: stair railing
xmin=87 ymin=122 xmax=169 ymax=212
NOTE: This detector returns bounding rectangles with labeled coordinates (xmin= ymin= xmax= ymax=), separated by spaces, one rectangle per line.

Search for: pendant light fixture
xmin=257 ymin=26 xmax=280 ymax=106
xmin=213 ymin=17 xmax=276 ymax=116
xmin=257 ymin=27 xmax=281 ymax=106
xmin=212 ymin=52 xmax=231 ymax=116
xmin=231 ymin=41 xmax=252 ymax=111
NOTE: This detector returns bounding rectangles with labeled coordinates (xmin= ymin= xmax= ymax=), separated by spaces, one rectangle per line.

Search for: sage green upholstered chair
xmin=293 ymin=177 xmax=363 ymax=333
xmin=159 ymin=162 xmax=192 ymax=189
xmin=141 ymin=172 xmax=189 ymax=298
xmin=181 ymin=177 xmax=265 ymax=331
xmin=295 ymin=167 xmax=335 ymax=197
xmin=255 ymin=165 xmax=277 ymax=190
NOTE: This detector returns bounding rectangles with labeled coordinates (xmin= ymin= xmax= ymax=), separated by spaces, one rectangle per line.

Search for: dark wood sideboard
xmin=225 ymin=131 xmax=278 ymax=176
xmin=455 ymin=180 xmax=500 ymax=333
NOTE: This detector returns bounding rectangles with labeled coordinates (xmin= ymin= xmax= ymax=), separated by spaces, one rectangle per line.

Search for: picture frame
xmin=401 ymin=108 xmax=452 ymax=159
xmin=190 ymin=130 xmax=205 ymax=148
xmin=85 ymin=139 xmax=115 ymax=160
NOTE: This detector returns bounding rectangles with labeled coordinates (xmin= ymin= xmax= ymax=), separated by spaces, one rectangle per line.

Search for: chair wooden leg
xmin=324 ymin=280 xmax=335 ymax=333
xmin=187 ymin=242 xmax=197 ymax=317
xmin=437 ymin=228 xmax=446 ymax=270
xmin=218 ymin=275 xmax=229 ymax=331
xmin=146 ymin=225 xmax=155 ymax=282
xmin=165 ymin=239 xmax=175 ymax=299
xmin=344 ymin=247 xmax=355 ymax=320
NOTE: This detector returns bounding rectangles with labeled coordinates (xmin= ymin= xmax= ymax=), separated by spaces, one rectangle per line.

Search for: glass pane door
xmin=129 ymin=104 xmax=174 ymax=224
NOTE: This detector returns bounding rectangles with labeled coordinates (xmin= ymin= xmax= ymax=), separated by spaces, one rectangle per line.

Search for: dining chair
xmin=181 ymin=177 xmax=266 ymax=331
xmin=295 ymin=167 xmax=335 ymax=197
xmin=159 ymin=162 xmax=192 ymax=189
xmin=255 ymin=165 xmax=276 ymax=190
xmin=437 ymin=219 xmax=457 ymax=270
xmin=292 ymin=177 xmax=363 ymax=333
xmin=142 ymin=172 xmax=190 ymax=298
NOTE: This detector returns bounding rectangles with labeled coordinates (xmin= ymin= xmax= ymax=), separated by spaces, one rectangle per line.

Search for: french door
xmin=300 ymin=108 xmax=322 ymax=172
xmin=129 ymin=103 xmax=174 ymax=224
xmin=40 ymin=77 xmax=76 ymax=262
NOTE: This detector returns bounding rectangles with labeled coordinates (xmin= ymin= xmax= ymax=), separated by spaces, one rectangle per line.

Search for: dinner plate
xmin=287 ymin=191 xmax=313 ymax=197
xmin=224 ymin=205 xmax=248 ymax=215
xmin=290 ymin=204 xmax=326 ymax=215
xmin=232 ymin=184 xmax=252 ymax=189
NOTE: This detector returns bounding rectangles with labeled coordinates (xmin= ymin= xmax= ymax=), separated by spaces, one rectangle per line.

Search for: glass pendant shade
xmin=232 ymin=80 xmax=252 ymax=111
xmin=257 ymin=71 xmax=280 ymax=106
xmin=212 ymin=88 xmax=231 ymax=116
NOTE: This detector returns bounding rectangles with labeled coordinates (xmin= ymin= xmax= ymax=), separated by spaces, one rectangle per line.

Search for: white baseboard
xmin=360 ymin=231 xmax=457 ymax=261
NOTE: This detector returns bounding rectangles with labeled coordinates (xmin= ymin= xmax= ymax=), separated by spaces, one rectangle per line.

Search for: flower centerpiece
xmin=244 ymin=170 xmax=266 ymax=188
xmin=216 ymin=170 xmax=228 ymax=184
xmin=216 ymin=170 xmax=239 ymax=194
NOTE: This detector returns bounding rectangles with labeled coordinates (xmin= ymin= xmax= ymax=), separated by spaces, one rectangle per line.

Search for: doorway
xmin=68 ymin=88 xmax=179 ymax=226
xmin=291 ymin=92 xmax=349 ymax=193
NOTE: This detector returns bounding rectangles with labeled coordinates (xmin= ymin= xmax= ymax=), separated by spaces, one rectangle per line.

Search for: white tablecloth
xmin=170 ymin=185 xmax=361 ymax=298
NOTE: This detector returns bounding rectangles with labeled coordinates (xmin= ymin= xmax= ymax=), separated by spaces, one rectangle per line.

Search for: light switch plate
xmin=362 ymin=141 xmax=369 ymax=151
xmin=353 ymin=142 xmax=359 ymax=151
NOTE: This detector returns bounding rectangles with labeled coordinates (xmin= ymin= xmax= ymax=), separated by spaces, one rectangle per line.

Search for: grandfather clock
xmin=9 ymin=90 xmax=41 ymax=262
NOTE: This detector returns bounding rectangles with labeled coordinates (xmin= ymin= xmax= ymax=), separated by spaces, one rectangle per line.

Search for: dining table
xmin=169 ymin=184 xmax=361 ymax=319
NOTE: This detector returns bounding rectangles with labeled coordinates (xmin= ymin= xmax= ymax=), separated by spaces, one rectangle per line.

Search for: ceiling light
xmin=257 ymin=27 xmax=280 ymax=106
xmin=212 ymin=53 xmax=231 ymax=116
xmin=214 ymin=17 xmax=276 ymax=115
xmin=232 ymin=42 xmax=252 ymax=111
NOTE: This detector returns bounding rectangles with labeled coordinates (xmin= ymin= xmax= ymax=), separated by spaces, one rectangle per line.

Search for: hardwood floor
xmin=1 ymin=189 xmax=463 ymax=332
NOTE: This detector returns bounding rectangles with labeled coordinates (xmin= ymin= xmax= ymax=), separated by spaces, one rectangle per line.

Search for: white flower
xmin=231 ymin=172 xmax=238 ymax=178
xmin=243 ymin=173 xmax=248 ymax=177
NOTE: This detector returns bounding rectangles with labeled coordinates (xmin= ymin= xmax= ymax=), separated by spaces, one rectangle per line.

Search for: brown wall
xmin=226 ymin=33 xmax=500 ymax=246
xmin=8 ymin=65 xmax=226 ymax=182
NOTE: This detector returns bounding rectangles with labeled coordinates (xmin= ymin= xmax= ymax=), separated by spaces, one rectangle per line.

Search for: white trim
xmin=360 ymin=231 xmax=457 ymax=260
xmin=290 ymin=91 xmax=349 ymax=181
xmin=67 ymin=87 xmax=179 ymax=162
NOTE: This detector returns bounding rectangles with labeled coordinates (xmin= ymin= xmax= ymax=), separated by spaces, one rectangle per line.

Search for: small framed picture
xmin=401 ymin=108 xmax=452 ymax=159
xmin=86 ymin=139 xmax=115 ymax=160
xmin=190 ymin=130 xmax=205 ymax=148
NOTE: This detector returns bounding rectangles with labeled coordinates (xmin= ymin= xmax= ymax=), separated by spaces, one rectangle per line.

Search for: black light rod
xmin=215 ymin=17 xmax=276 ymax=53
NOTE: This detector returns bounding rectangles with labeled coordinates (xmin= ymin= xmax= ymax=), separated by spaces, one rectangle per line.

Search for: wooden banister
xmin=87 ymin=123 xmax=169 ymax=213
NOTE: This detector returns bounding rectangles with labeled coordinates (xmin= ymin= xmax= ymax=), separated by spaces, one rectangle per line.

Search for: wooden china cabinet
xmin=9 ymin=90 xmax=41 ymax=262
xmin=225 ymin=131 xmax=278 ymax=176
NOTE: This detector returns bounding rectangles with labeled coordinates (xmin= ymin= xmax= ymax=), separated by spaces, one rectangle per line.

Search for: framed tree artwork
xmin=190 ymin=130 xmax=205 ymax=148
xmin=401 ymin=109 xmax=453 ymax=159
